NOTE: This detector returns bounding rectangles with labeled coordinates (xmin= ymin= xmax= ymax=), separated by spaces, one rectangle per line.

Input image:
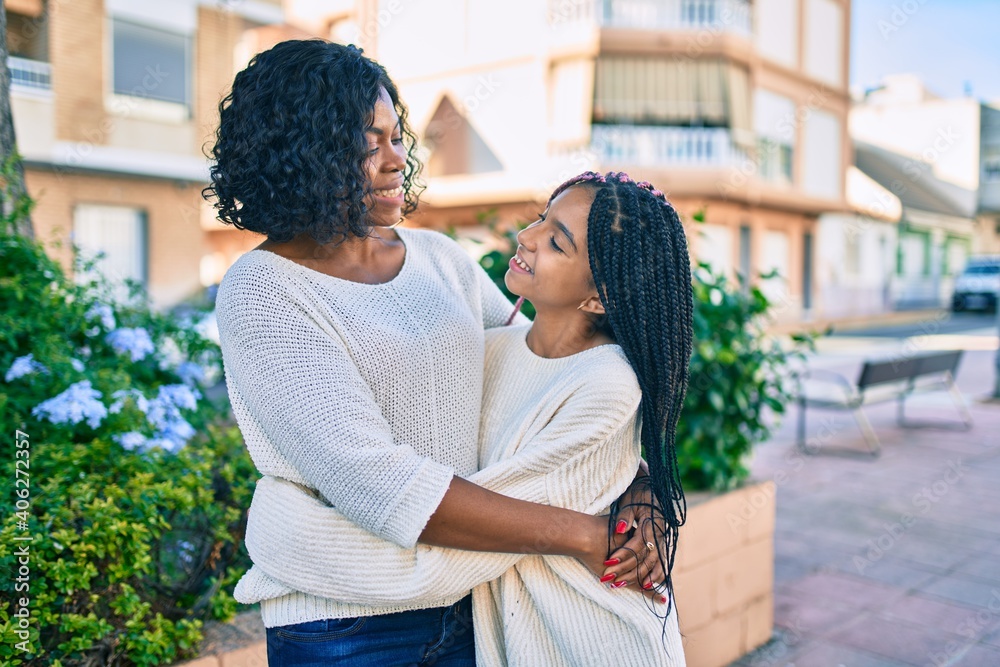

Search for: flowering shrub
xmin=0 ymin=186 xmax=254 ymax=665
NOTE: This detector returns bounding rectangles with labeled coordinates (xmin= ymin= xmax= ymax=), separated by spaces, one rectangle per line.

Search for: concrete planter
xmin=673 ymin=480 xmax=777 ymax=667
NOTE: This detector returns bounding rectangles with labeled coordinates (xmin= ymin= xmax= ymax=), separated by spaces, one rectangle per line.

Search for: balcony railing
xmin=8 ymin=56 xmax=52 ymax=92
xmin=549 ymin=0 xmax=752 ymax=34
xmin=592 ymin=124 xmax=747 ymax=168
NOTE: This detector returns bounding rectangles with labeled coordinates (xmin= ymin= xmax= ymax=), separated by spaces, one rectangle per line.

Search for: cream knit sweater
xmin=217 ymin=227 xmax=525 ymax=624
xmin=241 ymin=325 xmax=686 ymax=666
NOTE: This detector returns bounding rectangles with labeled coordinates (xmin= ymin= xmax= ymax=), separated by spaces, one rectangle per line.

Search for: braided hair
xmin=548 ymin=171 xmax=694 ymax=618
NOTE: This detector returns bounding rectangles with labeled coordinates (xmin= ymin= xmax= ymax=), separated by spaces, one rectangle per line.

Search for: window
xmin=984 ymin=146 xmax=1000 ymax=181
xmin=802 ymin=232 xmax=813 ymax=311
xmin=804 ymin=0 xmax=844 ymax=86
xmin=73 ymin=205 xmax=147 ymax=301
xmin=423 ymin=96 xmax=502 ymax=177
xmin=738 ymin=224 xmax=752 ymax=291
xmin=761 ymin=229 xmax=790 ymax=304
xmin=550 ymin=59 xmax=593 ymax=144
xmin=112 ymin=18 xmax=190 ymax=107
xmin=593 ymin=57 xmax=751 ymax=135
xmin=755 ymin=0 xmax=798 ymax=67
xmin=802 ymin=109 xmax=842 ymax=199
xmin=695 ymin=224 xmax=734 ymax=274
xmin=754 ymin=89 xmax=795 ymax=184
xmin=898 ymin=232 xmax=928 ymax=277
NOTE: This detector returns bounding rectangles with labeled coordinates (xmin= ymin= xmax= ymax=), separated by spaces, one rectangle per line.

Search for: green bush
xmin=677 ymin=263 xmax=812 ymax=490
xmin=0 ymin=166 xmax=254 ymax=666
xmin=459 ymin=215 xmax=811 ymax=492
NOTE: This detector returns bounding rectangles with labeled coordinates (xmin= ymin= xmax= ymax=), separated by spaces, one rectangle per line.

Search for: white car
xmin=951 ymin=256 xmax=1000 ymax=312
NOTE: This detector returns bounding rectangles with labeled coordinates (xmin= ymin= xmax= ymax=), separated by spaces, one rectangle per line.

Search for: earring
xmin=390 ymin=217 xmax=404 ymax=229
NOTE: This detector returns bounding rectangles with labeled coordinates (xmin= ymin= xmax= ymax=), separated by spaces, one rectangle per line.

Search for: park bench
xmin=796 ymin=350 xmax=973 ymax=457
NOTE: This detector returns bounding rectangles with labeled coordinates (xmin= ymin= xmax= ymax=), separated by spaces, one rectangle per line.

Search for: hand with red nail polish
xmin=603 ymin=557 xmax=620 ymax=567
xmin=615 ymin=519 xmax=629 ymax=534
xmin=599 ymin=574 xmax=616 ymax=583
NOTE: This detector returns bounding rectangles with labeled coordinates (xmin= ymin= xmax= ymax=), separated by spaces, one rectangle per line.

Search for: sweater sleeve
xmin=216 ymin=266 xmax=454 ymax=549
xmin=243 ymin=377 xmax=642 ymax=605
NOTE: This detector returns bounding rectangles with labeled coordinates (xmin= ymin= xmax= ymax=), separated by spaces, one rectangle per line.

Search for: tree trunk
xmin=0 ymin=6 xmax=34 ymax=239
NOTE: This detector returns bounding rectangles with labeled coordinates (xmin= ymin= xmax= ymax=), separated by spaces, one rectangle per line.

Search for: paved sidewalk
xmin=734 ymin=346 xmax=1000 ymax=667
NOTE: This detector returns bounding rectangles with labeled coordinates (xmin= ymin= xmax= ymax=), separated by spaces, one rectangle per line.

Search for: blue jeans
xmin=265 ymin=596 xmax=475 ymax=666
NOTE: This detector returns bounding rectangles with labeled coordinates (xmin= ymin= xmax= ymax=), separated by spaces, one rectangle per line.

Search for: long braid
xmin=547 ymin=171 xmax=694 ymax=624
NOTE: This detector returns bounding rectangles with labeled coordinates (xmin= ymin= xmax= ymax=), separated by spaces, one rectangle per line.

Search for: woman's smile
xmin=373 ymin=183 xmax=404 ymax=204
xmin=509 ymin=249 xmax=533 ymax=275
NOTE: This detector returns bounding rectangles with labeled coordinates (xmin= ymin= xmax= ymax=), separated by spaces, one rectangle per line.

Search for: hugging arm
xmin=219 ymin=270 xmax=594 ymax=559
xmin=244 ymin=382 xmax=642 ymax=605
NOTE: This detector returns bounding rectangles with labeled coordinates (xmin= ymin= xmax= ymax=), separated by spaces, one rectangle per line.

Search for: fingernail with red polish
xmin=615 ymin=520 xmax=629 ymax=534
xmin=603 ymin=558 xmax=620 ymax=566
xmin=612 ymin=581 xmax=628 ymax=588
xmin=599 ymin=574 xmax=616 ymax=583
xmin=659 ymin=596 xmax=668 ymax=604
xmin=643 ymin=582 xmax=653 ymax=590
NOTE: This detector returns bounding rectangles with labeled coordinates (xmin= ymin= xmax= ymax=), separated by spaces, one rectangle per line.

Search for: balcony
xmin=592 ymin=125 xmax=747 ymax=168
xmin=549 ymin=0 xmax=752 ymax=34
xmin=8 ymin=56 xmax=52 ymax=93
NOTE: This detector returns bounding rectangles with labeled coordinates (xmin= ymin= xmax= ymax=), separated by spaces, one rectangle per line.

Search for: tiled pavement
xmin=732 ymin=333 xmax=1000 ymax=667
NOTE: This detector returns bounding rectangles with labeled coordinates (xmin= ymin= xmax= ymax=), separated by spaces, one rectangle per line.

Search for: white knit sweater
xmin=242 ymin=325 xmax=686 ymax=666
xmin=216 ymin=227 xmax=525 ymax=623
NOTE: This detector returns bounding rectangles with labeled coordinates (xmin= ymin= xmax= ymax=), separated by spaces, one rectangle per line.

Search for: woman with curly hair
xmin=209 ymin=41 xmax=667 ymax=665
xmin=248 ymin=171 xmax=693 ymax=666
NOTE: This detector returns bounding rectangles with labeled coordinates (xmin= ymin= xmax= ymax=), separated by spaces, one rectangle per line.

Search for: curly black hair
xmin=548 ymin=172 xmax=694 ymax=626
xmin=203 ymin=40 xmax=423 ymax=244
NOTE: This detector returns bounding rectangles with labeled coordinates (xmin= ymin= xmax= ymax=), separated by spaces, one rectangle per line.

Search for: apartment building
xmin=285 ymin=0 xmax=853 ymax=322
xmin=7 ymin=0 xmax=284 ymax=307
xmin=850 ymin=74 xmax=1000 ymax=307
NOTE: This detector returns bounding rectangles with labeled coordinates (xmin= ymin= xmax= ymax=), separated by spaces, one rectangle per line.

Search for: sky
xmin=851 ymin=0 xmax=1000 ymax=102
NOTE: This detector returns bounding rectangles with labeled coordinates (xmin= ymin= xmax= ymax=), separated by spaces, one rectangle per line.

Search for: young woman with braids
xmin=246 ymin=171 xmax=692 ymax=665
xmin=212 ymin=40 xmax=669 ymax=665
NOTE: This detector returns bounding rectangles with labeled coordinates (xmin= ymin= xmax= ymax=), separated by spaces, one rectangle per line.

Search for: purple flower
xmin=32 ymin=380 xmax=107 ymax=428
xmin=114 ymin=431 xmax=148 ymax=451
xmin=86 ymin=303 xmax=117 ymax=331
xmin=109 ymin=389 xmax=150 ymax=414
xmin=106 ymin=328 xmax=155 ymax=362
xmin=5 ymin=354 xmax=48 ymax=382
xmin=176 ymin=362 xmax=206 ymax=387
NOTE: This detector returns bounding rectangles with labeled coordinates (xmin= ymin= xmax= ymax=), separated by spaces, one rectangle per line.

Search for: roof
xmin=854 ymin=142 xmax=974 ymax=218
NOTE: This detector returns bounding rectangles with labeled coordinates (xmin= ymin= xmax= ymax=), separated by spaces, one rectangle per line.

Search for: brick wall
xmin=25 ymin=168 xmax=207 ymax=308
xmin=194 ymin=6 xmax=244 ymax=157
xmin=50 ymin=0 xmax=105 ymax=143
xmin=673 ymin=481 xmax=777 ymax=667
